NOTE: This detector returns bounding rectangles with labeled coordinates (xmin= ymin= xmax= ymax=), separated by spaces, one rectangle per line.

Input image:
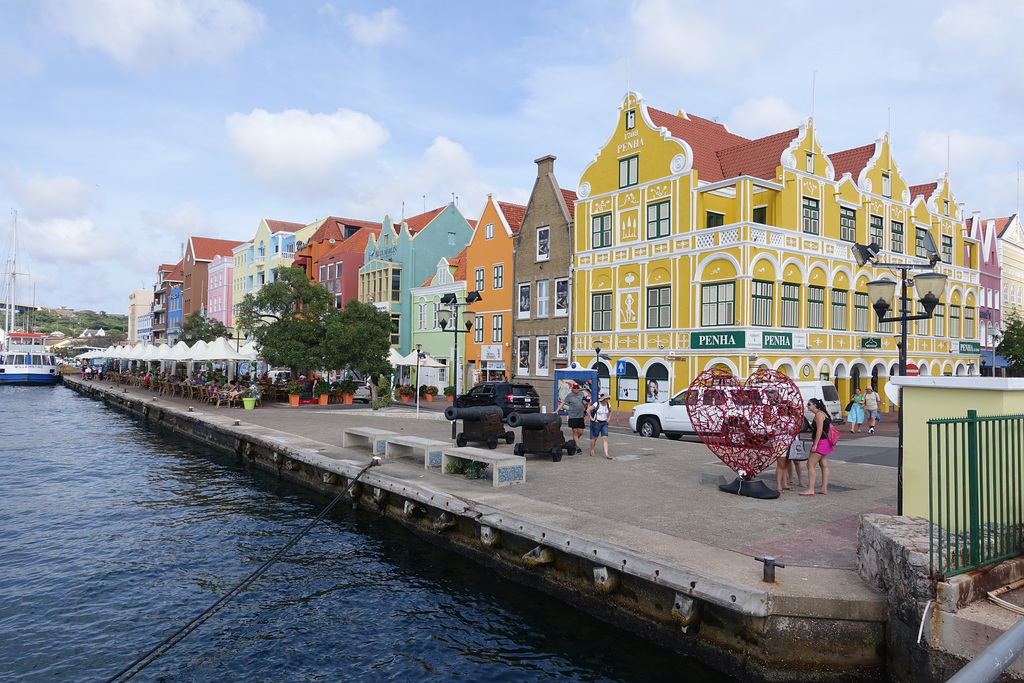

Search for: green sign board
xmin=690 ymin=331 xmax=745 ymax=350
xmin=761 ymin=332 xmax=792 ymax=349
xmin=860 ymin=337 xmax=882 ymax=349
xmin=959 ymin=341 xmax=981 ymax=354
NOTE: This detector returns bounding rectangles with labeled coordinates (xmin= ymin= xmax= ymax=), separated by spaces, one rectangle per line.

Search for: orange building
xmin=293 ymin=216 xmax=382 ymax=283
xmin=465 ymin=196 xmax=524 ymax=384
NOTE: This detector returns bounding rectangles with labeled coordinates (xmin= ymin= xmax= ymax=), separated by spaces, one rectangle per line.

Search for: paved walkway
xmin=108 ymin=384 xmax=900 ymax=576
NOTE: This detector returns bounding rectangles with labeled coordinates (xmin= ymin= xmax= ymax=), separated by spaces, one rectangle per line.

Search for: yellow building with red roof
xmin=573 ymin=91 xmax=980 ymax=413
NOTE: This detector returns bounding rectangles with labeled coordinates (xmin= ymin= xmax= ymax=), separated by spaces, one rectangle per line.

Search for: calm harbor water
xmin=0 ymin=386 xmax=734 ymax=682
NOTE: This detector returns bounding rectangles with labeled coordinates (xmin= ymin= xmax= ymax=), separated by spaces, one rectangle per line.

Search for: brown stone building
xmin=182 ymin=236 xmax=244 ymax=319
xmin=510 ymin=155 xmax=577 ymax=406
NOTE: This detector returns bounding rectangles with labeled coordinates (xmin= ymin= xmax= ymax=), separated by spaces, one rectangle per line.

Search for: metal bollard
xmin=754 ymin=556 xmax=785 ymax=583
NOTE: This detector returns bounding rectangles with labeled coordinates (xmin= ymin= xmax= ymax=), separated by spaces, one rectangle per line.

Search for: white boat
xmin=1 ymin=213 xmax=59 ymax=385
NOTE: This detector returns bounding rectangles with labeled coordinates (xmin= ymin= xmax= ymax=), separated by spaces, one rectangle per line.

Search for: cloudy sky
xmin=2 ymin=0 xmax=1022 ymax=314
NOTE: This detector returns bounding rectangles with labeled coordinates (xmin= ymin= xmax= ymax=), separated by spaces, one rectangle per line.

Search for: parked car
xmin=629 ymin=384 xmax=802 ymax=441
xmin=353 ymin=382 xmax=372 ymax=403
xmin=453 ymin=381 xmax=540 ymax=418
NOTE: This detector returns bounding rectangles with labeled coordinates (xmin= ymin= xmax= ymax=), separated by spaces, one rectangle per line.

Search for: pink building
xmin=207 ymin=254 xmax=234 ymax=331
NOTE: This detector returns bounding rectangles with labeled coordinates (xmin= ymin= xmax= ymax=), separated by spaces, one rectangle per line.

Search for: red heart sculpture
xmin=685 ymin=367 xmax=804 ymax=480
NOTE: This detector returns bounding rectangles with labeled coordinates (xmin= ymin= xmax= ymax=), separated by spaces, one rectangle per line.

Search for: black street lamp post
xmin=438 ymin=291 xmax=482 ymax=439
xmin=856 ymin=242 xmax=947 ymax=515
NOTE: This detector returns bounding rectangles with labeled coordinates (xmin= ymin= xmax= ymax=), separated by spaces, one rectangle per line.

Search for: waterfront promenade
xmin=85 ymin=379 xmax=893 ymax=599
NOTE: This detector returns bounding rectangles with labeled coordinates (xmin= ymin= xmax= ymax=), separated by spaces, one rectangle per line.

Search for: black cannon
xmin=443 ymin=405 xmax=515 ymax=449
xmin=507 ymin=411 xmax=577 ymax=462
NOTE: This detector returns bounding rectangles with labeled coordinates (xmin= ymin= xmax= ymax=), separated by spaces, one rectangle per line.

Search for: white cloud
xmin=42 ymin=0 xmax=264 ymax=70
xmin=727 ymin=96 xmax=805 ymax=140
xmin=628 ymin=0 xmax=756 ymax=74
xmin=18 ymin=216 xmax=116 ymax=264
xmin=2 ymin=171 xmax=97 ymax=220
xmin=343 ymin=8 xmax=405 ymax=47
xmin=225 ymin=108 xmax=390 ymax=199
xmin=140 ymin=203 xmax=211 ymax=243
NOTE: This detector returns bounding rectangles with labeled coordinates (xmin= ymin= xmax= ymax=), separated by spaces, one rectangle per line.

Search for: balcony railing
xmin=255 ymin=255 xmax=266 ymax=264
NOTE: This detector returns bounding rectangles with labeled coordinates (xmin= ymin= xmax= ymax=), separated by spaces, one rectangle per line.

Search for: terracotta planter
xmin=446 ymin=395 xmax=453 ymax=402
xmin=343 ymin=394 xmax=354 ymax=405
xmin=423 ymin=394 xmax=434 ymax=402
xmin=400 ymin=395 xmax=410 ymax=402
xmin=288 ymin=394 xmax=300 ymax=407
xmin=318 ymin=394 xmax=328 ymax=406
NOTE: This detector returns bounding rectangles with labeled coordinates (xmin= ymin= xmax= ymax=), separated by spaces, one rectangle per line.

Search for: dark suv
xmin=453 ymin=382 xmax=541 ymax=418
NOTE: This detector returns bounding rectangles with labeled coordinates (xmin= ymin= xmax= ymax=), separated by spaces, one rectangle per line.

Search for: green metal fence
xmin=928 ymin=410 xmax=1024 ymax=577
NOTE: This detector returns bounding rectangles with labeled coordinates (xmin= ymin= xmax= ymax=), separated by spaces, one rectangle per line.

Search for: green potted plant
xmin=397 ymin=384 xmax=415 ymax=402
xmin=313 ymin=379 xmax=331 ymax=405
xmin=286 ymin=379 xmax=304 ymax=407
xmin=242 ymin=384 xmax=259 ymax=410
xmin=337 ymin=377 xmax=358 ymax=405
xmin=419 ymin=384 xmax=438 ymax=402
xmin=444 ymin=385 xmax=455 ymax=402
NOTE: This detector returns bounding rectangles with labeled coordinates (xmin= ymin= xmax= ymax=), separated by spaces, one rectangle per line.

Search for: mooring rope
xmin=104 ymin=457 xmax=382 ymax=683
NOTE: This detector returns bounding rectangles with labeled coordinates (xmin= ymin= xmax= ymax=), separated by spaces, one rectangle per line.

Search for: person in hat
xmin=557 ymin=381 xmax=588 ymax=449
xmin=588 ymin=391 xmax=613 ymax=459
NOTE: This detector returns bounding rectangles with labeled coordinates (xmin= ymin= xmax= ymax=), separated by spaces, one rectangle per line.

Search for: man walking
xmin=558 ymin=382 xmax=588 ymax=451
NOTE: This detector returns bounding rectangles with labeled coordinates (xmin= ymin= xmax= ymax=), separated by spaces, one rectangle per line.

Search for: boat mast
xmin=3 ymin=211 xmax=17 ymax=351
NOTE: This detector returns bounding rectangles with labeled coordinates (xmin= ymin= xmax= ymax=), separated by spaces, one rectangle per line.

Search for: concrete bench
xmin=342 ymin=427 xmax=397 ymax=456
xmin=441 ymin=446 xmax=526 ymax=487
xmin=385 ymin=435 xmax=449 ymax=469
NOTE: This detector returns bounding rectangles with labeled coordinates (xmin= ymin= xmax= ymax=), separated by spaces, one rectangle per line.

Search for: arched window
xmin=645 ymin=363 xmax=669 ymax=403
xmin=617 ymin=361 xmax=639 ymax=402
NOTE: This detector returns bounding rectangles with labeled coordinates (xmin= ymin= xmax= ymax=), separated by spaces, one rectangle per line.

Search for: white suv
xmin=629 ymin=386 xmax=796 ymax=441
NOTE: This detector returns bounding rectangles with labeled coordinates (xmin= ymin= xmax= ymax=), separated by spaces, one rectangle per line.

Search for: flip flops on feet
xmin=799 ymin=491 xmax=815 ymax=496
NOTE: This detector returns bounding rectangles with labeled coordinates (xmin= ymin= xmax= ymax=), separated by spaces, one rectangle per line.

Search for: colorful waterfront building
xmin=316 ymin=225 xmax=381 ymax=308
xmin=357 ymin=203 xmax=475 ymax=356
xmin=182 ymin=236 xmax=243 ymax=320
xmin=968 ymin=212 xmax=1009 ymax=375
xmin=151 ymin=261 xmax=182 ymax=345
xmin=409 ymin=252 xmax=467 ymax=392
xmin=207 ymin=254 xmax=233 ymax=332
xmin=510 ymin=155 xmax=577 ymax=402
xmin=231 ymin=219 xmax=311 ymax=303
xmin=293 ymin=216 xmax=383 ymax=288
xmin=167 ymin=283 xmax=183 ymax=344
xmin=464 ymin=195 xmax=523 ymax=386
xmin=127 ymin=288 xmax=153 ymax=343
xmin=572 ymin=91 xmax=981 ymax=411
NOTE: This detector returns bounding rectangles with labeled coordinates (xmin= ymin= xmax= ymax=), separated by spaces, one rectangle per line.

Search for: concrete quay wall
xmin=66 ymin=378 xmax=887 ymax=682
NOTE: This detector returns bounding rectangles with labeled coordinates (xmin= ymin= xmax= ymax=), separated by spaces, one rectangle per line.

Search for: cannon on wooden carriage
xmin=443 ymin=405 xmax=515 ymax=449
xmin=506 ymin=411 xmax=577 ymax=462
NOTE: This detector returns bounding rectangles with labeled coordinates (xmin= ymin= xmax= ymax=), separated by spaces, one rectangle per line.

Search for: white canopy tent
xmin=191 ymin=337 xmax=251 ymax=363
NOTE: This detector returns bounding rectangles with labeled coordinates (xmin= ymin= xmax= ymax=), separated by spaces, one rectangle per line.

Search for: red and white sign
xmin=905 ymin=363 xmax=919 ymax=377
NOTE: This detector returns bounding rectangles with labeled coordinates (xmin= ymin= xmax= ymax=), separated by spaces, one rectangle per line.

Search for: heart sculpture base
xmin=719 ymin=477 xmax=780 ymax=500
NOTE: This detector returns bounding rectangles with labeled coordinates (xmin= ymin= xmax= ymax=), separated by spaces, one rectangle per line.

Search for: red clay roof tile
xmin=717 ymin=128 xmax=799 ymax=181
xmin=830 ymin=144 xmax=875 ymax=181
xmin=561 ymin=189 xmax=577 ymax=218
xmin=908 ymin=183 xmax=937 ymax=201
xmin=497 ymin=201 xmax=526 ymax=234
xmin=190 ymin=236 xmax=245 ymax=261
xmin=264 ymin=219 xmax=306 ymax=234
xmin=647 ymin=107 xmax=750 ymax=182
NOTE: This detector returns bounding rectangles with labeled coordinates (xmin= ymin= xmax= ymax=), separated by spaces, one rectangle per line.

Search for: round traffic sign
xmin=906 ymin=363 xmax=919 ymax=377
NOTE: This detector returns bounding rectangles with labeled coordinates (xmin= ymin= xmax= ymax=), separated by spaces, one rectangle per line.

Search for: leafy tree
xmin=995 ymin=313 xmax=1023 ymax=375
xmin=234 ymin=266 xmax=337 ymax=374
xmin=325 ymin=298 xmax=394 ymax=399
xmin=180 ymin=311 xmax=229 ymax=343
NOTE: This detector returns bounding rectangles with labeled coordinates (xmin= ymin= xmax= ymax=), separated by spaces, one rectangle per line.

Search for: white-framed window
xmin=518 ymin=283 xmax=531 ymax=318
xmin=554 ymin=278 xmax=568 ymax=317
xmin=536 ymin=280 xmax=549 ymax=317
xmin=802 ymin=197 xmax=820 ymax=235
xmin=517 ymin=337 xmax=530 ymax=372
xmin=840 ymin=207 xmax=856 ymax=242
xmin=493 ymin=264 xmax=504 ymax=289
xmin=619 ymin=155 xmax=638 ymax=188
xmin=536 ymin=226 xmax=550 ymax=261
xmin=418 ymin=303 xmax=425 ymax=330
xmin=781 ymin=283 xmax=800 ymax=328
xmin=806 ymin=152 xmax=814 ymax=174
xmin=318 ymin=265 xmax=326 ymax=281
xmin=881 ymin=172 xmax=891 ymax=198
xmin=536 ymin=337 xmax=550 ymax=376
xmin=626 ymin=109 xmax=635 ymax=130
xmin=556 ymin=335 xmax=568 ymax=358
xmin=474 ymin=315 xmax=483 ymax=343
xmin=492 ymin=314 xmax=503 ymax=343
xmin=475 ymin=267 xmax=484 ymax=291
xmin=485 ymin=222 xmax=494 ymax=239
xmin=700 ymin=282 xmax=734 ymax=327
